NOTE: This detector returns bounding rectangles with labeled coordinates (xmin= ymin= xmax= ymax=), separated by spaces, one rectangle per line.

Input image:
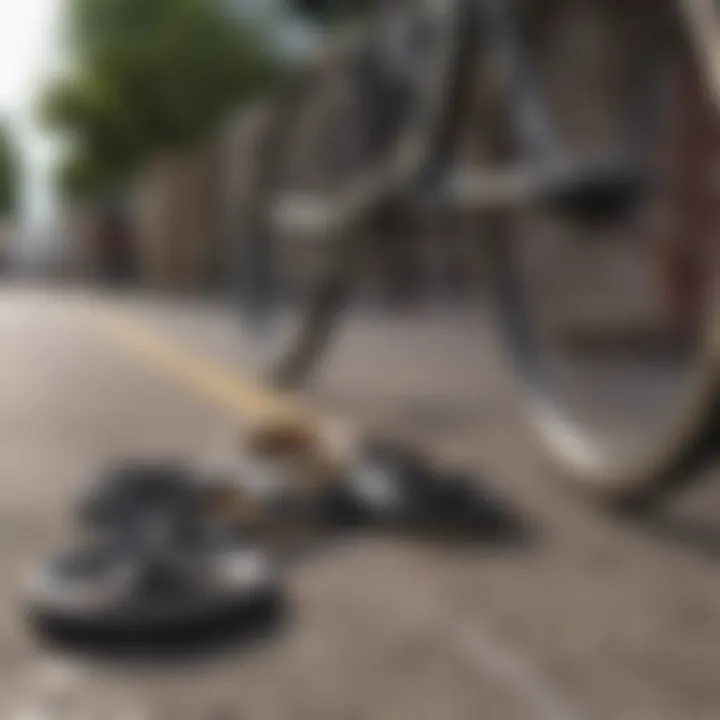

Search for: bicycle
xmin=237 ymin=0 xmax=720 ymax=508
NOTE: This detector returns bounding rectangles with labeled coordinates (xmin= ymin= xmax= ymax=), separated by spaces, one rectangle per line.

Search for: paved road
xmin=0 ymin=286 xmax=719 ymax=720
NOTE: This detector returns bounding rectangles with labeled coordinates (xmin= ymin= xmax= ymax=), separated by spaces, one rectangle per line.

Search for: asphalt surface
xmin=1 ymin=286 xmax=719 ymax=720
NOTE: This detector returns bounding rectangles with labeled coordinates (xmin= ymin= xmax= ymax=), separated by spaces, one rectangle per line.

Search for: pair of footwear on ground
xmin=24 ymin=417 xmax=515 ymax=643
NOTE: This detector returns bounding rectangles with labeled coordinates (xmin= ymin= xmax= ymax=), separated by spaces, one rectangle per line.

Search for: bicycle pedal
xmin=543 ymin=163 xmax=644 ymax=225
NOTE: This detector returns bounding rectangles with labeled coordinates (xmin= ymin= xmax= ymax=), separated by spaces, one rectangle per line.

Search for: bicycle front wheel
xmin=486 ymin=0 xmax=720 ymax=506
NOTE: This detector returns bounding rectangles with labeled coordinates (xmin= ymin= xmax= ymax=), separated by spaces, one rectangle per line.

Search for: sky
xmin=0 ymin=0 xmax=63 ymax=237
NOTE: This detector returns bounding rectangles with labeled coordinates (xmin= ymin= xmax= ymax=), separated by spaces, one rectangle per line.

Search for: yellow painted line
xmin=86 ymin=308 xmax=313 ymax=426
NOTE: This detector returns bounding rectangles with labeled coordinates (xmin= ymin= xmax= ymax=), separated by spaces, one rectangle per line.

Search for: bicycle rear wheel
xmin=238 ymin=0 xmax=467 ymax=389
xmin=486 ymin=0 xmax=720 ymax=505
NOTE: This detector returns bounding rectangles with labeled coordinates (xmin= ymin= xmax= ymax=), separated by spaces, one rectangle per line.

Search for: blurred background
xmin=2 ymin=2 xmax=720 ymax=720
xmin=1 ymin=0 xmax=476 ymax=298
xmin=2 ymin=0 xmax=316 ymax=284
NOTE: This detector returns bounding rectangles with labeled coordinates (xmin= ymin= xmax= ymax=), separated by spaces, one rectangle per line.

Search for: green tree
xmin=0 ymin=124 xmax=19 ymax=217
xmin=43 ymin=0 xmax=281 ymax=198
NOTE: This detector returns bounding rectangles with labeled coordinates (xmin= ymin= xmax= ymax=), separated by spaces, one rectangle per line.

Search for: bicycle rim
xmin=487 ymin=0 xmax=720 ymax=503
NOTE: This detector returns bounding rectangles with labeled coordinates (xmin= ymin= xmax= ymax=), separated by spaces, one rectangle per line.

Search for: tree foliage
xmin=43 ymin=0 xmax=281 ymax=198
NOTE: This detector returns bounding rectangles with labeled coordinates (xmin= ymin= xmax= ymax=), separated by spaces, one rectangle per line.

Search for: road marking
xmin=86 ymin=309 xmax=312 ymax=426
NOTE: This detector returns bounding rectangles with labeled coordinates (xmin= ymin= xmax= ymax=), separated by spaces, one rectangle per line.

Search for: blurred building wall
xmin=0 ymin=219 xmax=13 ymax=272
xmin=212 ymin=103 xmax=273 ymax=294
xmin=131 ymin=148 xmax=213 ymax=292
xmin=70 ymin=50 xmax=480 ymax=301
xmin=121 ymin=102 xmax=269 ymax=294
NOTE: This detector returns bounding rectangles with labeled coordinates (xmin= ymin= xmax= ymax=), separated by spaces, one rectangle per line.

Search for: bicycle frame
xmin=269 ymin=0 xmax=663 ymax=242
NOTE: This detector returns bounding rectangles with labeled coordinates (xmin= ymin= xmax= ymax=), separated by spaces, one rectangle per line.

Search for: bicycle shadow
xmin=635 ymin=512 xmax=720 ymax=562
xmin=618 ymin=465 xmax=720 ymax=562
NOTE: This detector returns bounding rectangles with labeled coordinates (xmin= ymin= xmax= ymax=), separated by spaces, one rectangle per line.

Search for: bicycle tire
xmin=484 ymin=0 xmax=720 ymax=508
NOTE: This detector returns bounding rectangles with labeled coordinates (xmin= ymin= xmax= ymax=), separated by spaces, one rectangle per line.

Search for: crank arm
xmin=444 ymin=160 xmax=644 ymax=222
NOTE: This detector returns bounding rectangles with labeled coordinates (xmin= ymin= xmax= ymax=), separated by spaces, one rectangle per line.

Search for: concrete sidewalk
xmin=0 ymin=287 xmax=719 ymax=719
